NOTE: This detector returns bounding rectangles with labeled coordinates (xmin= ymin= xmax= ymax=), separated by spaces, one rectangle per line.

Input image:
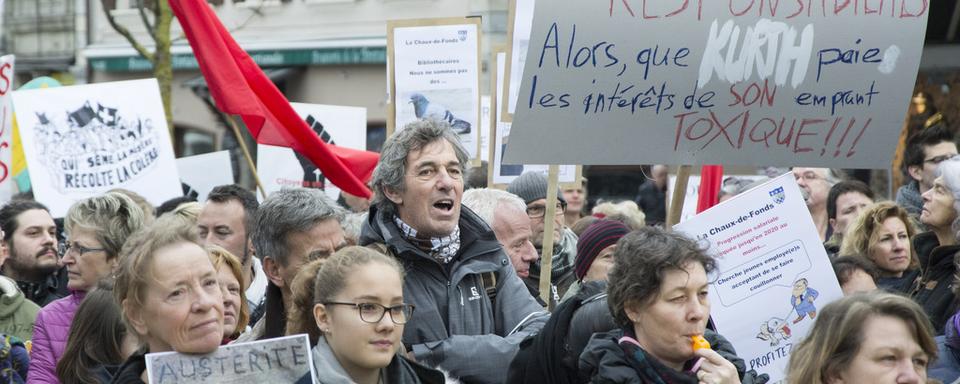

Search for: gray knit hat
xmin=507 ymin=171 xmax=566 ymax=205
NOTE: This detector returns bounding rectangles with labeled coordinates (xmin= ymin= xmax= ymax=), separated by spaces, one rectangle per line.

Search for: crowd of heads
xmin=3 ymin=117 xmax=960 ymax=384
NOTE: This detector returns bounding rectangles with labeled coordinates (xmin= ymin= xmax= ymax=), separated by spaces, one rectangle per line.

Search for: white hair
xmin=462 ymin=188 xmax=527 ymax=226
xmin=935 ymin=156 xmax=960 ymax=238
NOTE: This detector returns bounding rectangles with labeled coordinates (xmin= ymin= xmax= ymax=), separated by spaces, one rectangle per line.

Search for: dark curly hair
xmin=606 ymin=227 xmax=717 ymax=328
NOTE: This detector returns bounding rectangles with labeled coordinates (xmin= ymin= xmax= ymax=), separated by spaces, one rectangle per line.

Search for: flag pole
xmin=666 ymin=165 xmax=692 ymax=231
xmin=226 ymin=115 xmax=267 ymax=200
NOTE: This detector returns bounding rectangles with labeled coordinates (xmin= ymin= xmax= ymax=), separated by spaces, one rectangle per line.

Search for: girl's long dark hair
xmin=57 ymin=279 xmax=128 ymax=384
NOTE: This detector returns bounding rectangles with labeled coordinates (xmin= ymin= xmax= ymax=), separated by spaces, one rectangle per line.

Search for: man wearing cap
xmin=508 ymin=171 xmax=579 ymax=301
xmin=562 ymin=220 xmax=631 ymax=302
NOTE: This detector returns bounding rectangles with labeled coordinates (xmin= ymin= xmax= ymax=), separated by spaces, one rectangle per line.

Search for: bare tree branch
xmin=100 ymin=0 xmax=155 ymax=63
xmin=138 ymin=0 xmax=156 ymax=41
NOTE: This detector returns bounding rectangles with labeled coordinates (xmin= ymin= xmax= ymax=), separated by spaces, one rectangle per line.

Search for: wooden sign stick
xmin=538 ymin=164 xmax=560 ymax=307
xmin=666 ymin=165 xmax=692 ymax=231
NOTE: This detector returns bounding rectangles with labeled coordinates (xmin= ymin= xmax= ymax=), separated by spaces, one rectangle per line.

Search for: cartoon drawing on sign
xmin=790 ymin=278 xmax=819 ymax=324
xmin=31 ymin=101 xmax=159 ymax=193
xmin=756 ymin=317 xmax=791 ymax=347
xmin=294 ymin=114 xmax=334 ymax=189
xmin=408 ymin=91 xmax=471 ymax=134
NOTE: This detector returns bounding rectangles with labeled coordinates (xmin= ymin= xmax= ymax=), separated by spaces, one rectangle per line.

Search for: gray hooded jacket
xmin=359 ymin=205 xmax=549 ymax=384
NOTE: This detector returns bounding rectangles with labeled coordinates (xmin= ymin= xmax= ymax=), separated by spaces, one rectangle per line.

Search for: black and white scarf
xmin=394 ymin=216 xmax=460 ymax=264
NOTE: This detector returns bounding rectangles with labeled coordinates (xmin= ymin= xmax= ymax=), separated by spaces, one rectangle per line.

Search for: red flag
xmin=696 ymin=165 xmax=723 ymax=213
xmin=168 ymin=0 xmax=377 ymax=198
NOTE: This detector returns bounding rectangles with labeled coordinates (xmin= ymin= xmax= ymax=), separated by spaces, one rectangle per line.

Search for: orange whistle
xmin=691 ymin=335 xmax=711 ymax=351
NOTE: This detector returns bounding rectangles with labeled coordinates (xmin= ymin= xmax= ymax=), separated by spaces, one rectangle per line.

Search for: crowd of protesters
xmin=0 ymin=117 xmax=958 ymax=383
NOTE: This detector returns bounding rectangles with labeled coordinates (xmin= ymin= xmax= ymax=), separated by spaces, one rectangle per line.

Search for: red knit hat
xmin=574 ymin=220 xmax=631 ymax=280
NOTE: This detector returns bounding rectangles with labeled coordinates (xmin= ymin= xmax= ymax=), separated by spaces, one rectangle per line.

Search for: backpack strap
xmin=480 ymin=271 xmax=497 ymax=305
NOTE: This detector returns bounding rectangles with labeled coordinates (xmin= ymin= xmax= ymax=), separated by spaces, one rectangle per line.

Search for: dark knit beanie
xmin=507 ymin=171 xmax=566 ymax=205
xmin=574 ymin=220 xmax=630 ymax=280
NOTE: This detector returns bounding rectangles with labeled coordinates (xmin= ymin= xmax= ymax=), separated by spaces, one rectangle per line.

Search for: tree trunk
xmin=153 ymin=0 xmax=175 ymax=144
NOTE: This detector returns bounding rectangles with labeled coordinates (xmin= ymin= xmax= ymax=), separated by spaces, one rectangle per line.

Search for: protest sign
xmin=504 ymin=2 xmax=930 ymax=169
xmin=501 ymin=0 xmax=535 ymax=122
xmin=674 ymin=173 xmax=843 ymax=382
xmin=490 ymin=51 xmax=579 ymax=187
xmin=668 ymin=173 xmax=768 ymax=224
xmin=176 ymin=150 xmax=232 ymax=202
xmin=258 ymin=103 xmax=367 ymax=201
xmin=480 ymin=95 xmax=491 ymax=162
xmin=387 ymin=18 xmax=482 ymax=161
xmin=0 ymin=55 xmax=14 ymax=201
xmin=12 ymin=78 xmax=181 ymax=217
xmin=145 ymin=334 xmax=315 ymax=384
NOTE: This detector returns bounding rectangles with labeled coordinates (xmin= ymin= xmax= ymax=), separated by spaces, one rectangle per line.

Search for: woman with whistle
xmin=579 ymin=227 xmax=766 ymax=384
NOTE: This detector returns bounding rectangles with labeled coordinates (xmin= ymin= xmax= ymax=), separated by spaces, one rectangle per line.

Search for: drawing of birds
xmin=409 ymin=93 xmax=471 ymax=134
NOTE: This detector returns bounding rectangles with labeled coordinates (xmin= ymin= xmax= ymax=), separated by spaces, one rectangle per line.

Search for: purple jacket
xmin=27 ymin=291 xmax=85 ymax=384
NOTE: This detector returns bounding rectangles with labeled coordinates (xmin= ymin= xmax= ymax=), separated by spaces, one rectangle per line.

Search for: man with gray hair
xmin=791 ymin=167 xmax=842 ymax=241
xmin=508 ymin=171 xmax=578 ymax=301
xmin=238 ymin=187 xmax=347 ymax=341
xmin=360 ymin=119 xmax=547 ymax=383
xmin=462 ymin=188 xmax=543 ymax=305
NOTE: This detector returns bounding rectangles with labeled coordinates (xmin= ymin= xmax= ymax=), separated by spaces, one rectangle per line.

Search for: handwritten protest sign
xmin=388 ymin=18 xmax=481 ymax=160
xmin=258 ymin=103 xmax=366 ymax=201
xmin=674 ymin=173 xmax=843 ymax=382
xmin=176 ymin=150 xmax=232 ymax=202
xmin=145 ymin=334 xmax=315 ymax=384
xmin=12 ymin=79 xmax=181 ymax=217
xmin=490 ymin=51 xmax=578 ymax=187
xmin=504 ymin=2 xmax=929 ymax=168
xmin=0 ymin=55 xmax=14 ymax=201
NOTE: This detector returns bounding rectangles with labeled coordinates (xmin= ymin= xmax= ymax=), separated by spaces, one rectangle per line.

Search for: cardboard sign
xmin=480 ymin=95 xmax=491 ymax=162
xmin=502 ymin=0 xmax=536 ymax=122
xmin=12 ymin=78 xmax=182 ymax=217
xmin=387 ymin=18 xmax=482 ymax=161
xmin=490 ymin=51 xmax=578 ymax=187
xmin=504 ymin=2 xmax=930 ymax=168
xmin=258 ymin=103 xmax=367 ymax=201
xmin=674 ymin=173 xmax=843 ymax=382
xmin=176 ymin=150 xmax=233 ymax=202
xmin=145 ymin=334 xmax=315 ymax=384
xmin=0 ymin=55 xmax=14 ymax=201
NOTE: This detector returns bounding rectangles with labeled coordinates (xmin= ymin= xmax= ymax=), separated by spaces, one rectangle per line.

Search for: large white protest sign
xmin=176 ymin=150 xmax=233 ymax=202
xmin=505 ymin=2 xmax=930 ymax=168
xmin=0 ymin=55 xmax=14 ymax=201
xmin=145 ymin=334 xmax=315 ymax=384
xmin=491 ymin=51 xmax=578 ymax=187
xmin=258 ymin=103 xmax=366 ymax=201
xmin=502 ymin=0 xmax=535 ymax=122
xmin=12 ymin=78 xmax=181 ymax=217
xmin=674 ymin=173 xmax=843 ymax=382
xmin=388 ymin=18 xmax=481 ymax=160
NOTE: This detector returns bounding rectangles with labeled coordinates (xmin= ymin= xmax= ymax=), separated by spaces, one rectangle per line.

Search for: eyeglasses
xmin=526 ymin=202 xmax=566 ymax=218
xmin=323 ymin=302 xmax=416 ymax=324
xmin=924 ymin=154 xmax=957 ymax=165
xmin=58 ymin=242 xmax=107 ymax=257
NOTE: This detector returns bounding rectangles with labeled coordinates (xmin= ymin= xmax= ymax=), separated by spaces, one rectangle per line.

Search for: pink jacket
xmin=27 ymin=291 xmax=85 ymax=384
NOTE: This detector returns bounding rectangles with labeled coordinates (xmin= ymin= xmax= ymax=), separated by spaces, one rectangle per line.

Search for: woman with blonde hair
xmin=840 ymin=201 xmax=919 ymax=293
xmin=208 ymin=246 xmax=249 ymax=342
xmin=291 ymin=246 xmax=452 ymax=384
xmin=787 ymin=291 xmax=936 ymax=384
xmin=111 ymin=215 xmax=224 ymax=383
